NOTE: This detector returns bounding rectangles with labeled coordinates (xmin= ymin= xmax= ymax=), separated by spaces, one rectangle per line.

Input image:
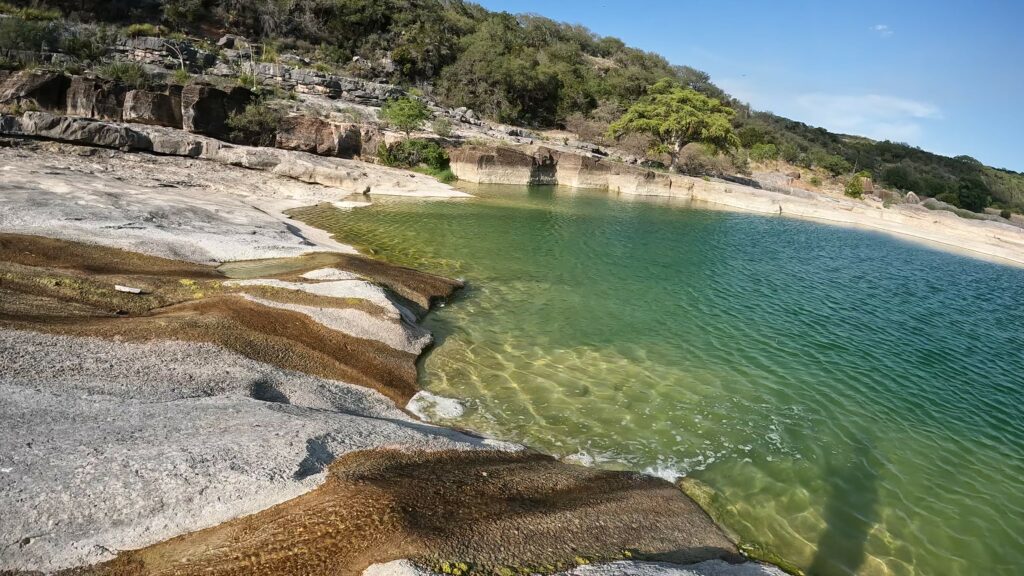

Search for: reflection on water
xmin=291 ymin=185 xmax=1024 ymax=576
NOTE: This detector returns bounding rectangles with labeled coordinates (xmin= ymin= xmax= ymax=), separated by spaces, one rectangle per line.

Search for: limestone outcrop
xmin=450 ymin=143 xmax=674 ymax=192
xmin=275 ymin=115 xmax=378 ymax=159
xmin=180 ymin=83 xmax=252 ymax=139
xmin=0 ymin=111 xmax=461 ymax=197
xmin=65 ymin=76 xmax=127 ymax=121
xmin=1 ymin=111 xmax=152 ymax=150
xmin=0 ymin=70 xmax=69 ymax=110
xmin=123 ymin=88 xmax=182 ymax=128
xmin=449 ymin=145 xmax=558 ymax=185
xmin=0 ymin=71 xmax=250 ymax=140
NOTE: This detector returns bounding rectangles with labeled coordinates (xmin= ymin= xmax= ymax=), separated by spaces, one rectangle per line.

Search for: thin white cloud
xmin=872 ymin=24 xmax=894 ymax=37
xmin=795 ymin=93 xmax=941 ymax=142
xmin=716 ymin=77 xmax=757 ymax=104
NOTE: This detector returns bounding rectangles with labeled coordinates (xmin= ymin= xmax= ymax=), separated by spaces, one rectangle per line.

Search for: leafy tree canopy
xmin=379 ymin=96 xmax=430 ymax=137
xmin=607 ymin=79 xmax=738 ymax=172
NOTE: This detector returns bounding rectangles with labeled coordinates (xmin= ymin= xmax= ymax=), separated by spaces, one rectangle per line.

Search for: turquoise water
xmin=294 ymin=185 xmax=1024 ymax=576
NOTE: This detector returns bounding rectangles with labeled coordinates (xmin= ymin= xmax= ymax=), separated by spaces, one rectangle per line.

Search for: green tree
xmin=736 ymin=123 xmax=775 ymax=148
xmin=813 ymin=151 xmax=852 ymax=176
xmin=379 ymin=96 xmax=430 ymax=138
xmin=607 ymin=79 xmax=738 ymax=172
xmin=845 ymin=175 xmax=864 ymax=199
xmin=955 ymin=176 xmax=991 ymax=212
xmin=749 ymin=143 xmax=778 ymax=162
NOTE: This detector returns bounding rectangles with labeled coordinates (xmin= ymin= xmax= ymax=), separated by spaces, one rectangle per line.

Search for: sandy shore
xmin=0 ymin=142 xmax=781 ymax=575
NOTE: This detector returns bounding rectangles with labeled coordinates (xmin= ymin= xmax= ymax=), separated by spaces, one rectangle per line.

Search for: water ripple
xmin=291 ymin=186 xmax=1024 ymax=576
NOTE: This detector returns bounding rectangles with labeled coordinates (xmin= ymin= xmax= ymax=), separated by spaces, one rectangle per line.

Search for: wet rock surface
xmin=84 ymin=450 xmax=741 ymax=576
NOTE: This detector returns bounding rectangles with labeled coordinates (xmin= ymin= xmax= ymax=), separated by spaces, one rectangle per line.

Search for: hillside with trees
xmin=2 ymin=0 xmax=1022 ymax=212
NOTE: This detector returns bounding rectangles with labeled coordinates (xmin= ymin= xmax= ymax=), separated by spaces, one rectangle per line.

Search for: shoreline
xmin=449 ymin=147 xmax=1024 ymax=269
xmin=0 ymin=141 xmax=785 ymax=575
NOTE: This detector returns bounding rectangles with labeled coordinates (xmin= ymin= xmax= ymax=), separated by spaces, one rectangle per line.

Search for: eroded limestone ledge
xmin=0 ymin=111 xmax=467 ymax=198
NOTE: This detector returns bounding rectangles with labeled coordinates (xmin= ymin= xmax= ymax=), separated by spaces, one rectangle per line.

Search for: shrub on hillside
xmin=378 ymin=139 xmax=448 ymax=171
xmin=97 ymin=61 xmax=151 ymax=89
xmin=0 ymin=17 xmax=60 ymax=53
xmin=169 ymin=67 xmax=191 ymax=85
xmin=730 ymin=149 xmax=751 ymax=175
xmin=0 ymin=4 xmax=60 ymax=21
xmin=1000 ymin=209 xmax=1012 ymax=220
xmin=125 ymin=23 xmax=161 ymax=38
xmin=779 ymin=142 xmax=801 ymax=164
xmin=844 ymin=175 xmax=864 ymax=198
xmin=226 ymin=102 xmax=283 ymax=147
xmin=676 ymin=143 xmax=730 ymax=176
xmin=936 ymin=191 xmax=960 ymax=207
xmin=813 ymin=151 xmax=852 ymax=176
xmin=163 ymin=0 xmax=207 ymax=28
xmin=377 ymin=139 xmax=455 ymax=182
xmin=431 ymin=117 xmax=453 ymax=138
xmin=259 ymin=41 xmax=279 ymax=63
xmin=955 ymin=177 xmax=991 ymax=212
xmin=749 ymin=142 xmax=778 ymax=162
xmin=61 ymin=25 xmax=117 ymax=63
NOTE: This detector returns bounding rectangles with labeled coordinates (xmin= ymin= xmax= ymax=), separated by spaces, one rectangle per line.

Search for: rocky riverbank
xmin=449 ymin=144 xmax=1024 ymax=266
xmin=0 ymin=141 xmax=784 ymax=576
xmin=2 ymin=63 xmax=1021 ymax=266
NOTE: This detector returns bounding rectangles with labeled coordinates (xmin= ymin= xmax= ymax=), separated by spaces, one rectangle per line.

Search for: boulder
xmin=274 ymin=115 xmax=364 ymax=158
xmin=358 ymin=126 xmax=383 ymax=159
xmin=0 ymin=71 xmax=70 ymax=111
xmin=877 ymin=188 xmax=902 ymax=203
xmin=904 ymin=191 xmax=921 ymax=204
xmin=146 ymin=126 xmax=207 ymax=157
xmin=181 ymin=84 xmax=252 ymax=139
xmin=217 ymin=34 xmax=242 ymax=49
xmin=862 ymin=177 xmax=875 ymax=193
xmin=65 ymin=76 xmax=127 ymax=121
xmin=1 ymin=111 xmax=152 ymax=151
xmin=123 ymin=89 xmax=181 ymax=128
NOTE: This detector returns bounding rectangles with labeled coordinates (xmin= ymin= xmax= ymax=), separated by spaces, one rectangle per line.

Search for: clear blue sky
xmin=475 ymin=0 xmax=1023 ymax=171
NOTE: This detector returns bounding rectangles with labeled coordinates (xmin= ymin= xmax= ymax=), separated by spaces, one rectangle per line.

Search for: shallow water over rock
xmin=293 ymin=185 xmax=1024 ymax=576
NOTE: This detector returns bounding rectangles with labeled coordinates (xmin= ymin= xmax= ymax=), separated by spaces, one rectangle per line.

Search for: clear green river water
xmin=293 ymin=185 xmax=1024 ymax=576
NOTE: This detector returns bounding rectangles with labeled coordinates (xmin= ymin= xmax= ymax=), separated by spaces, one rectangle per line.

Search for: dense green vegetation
xmin=225 ymin=100 xmax=283 ymax=146
xmin=607 ymin=79 xmax=738 ymax=172
xmin=378 ymin=96 xmax=430 ymax=137
xmin=732 ymin=112 xmax=1022 ymax=211
xmin=2 ymin=0 xmax=1022 ymax=211
xmin=378 ymin=139 xmax=456 ymax=183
